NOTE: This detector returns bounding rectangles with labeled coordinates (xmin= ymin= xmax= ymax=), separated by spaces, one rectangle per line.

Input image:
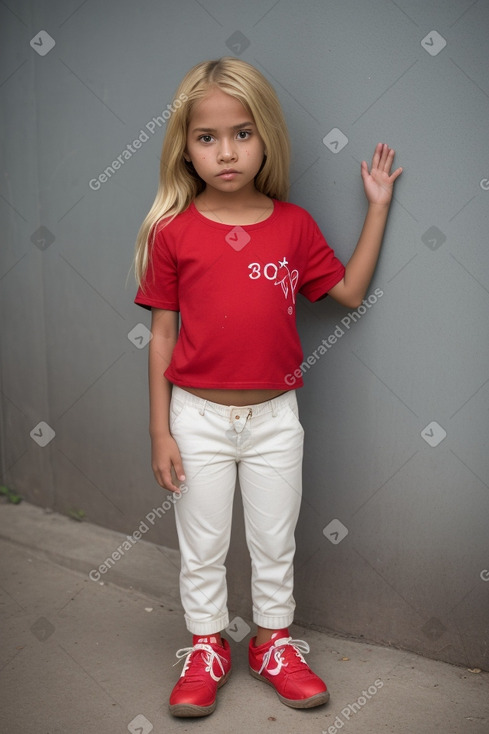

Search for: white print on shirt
xmin=248 ymin=257 xmax=299 ymax=308
xmin=275 ymin=258 xmax=299 ymax=304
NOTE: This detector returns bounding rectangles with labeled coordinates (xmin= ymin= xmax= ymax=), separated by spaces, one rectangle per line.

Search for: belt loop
xmin=199 ymin=400 xmax=207 ymax=416
xmin=271 ymin=397 xmax=278 ymax=417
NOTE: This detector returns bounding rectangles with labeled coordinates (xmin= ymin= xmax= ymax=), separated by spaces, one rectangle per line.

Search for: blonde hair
xmin=133 ymin=57 xmax=291 ymax=286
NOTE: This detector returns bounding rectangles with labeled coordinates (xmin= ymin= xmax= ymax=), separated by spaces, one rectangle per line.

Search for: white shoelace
xmin=258 ymin=636 xmax=310 ymax=676
xmin=174 ymin=643 xmax=227 ymax=683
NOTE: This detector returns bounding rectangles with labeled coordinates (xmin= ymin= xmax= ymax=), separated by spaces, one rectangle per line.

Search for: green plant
xmin=0 ymin=485 xmax=23 ymax=504
xmin=67 ymin=508 xmax=86 ymax=522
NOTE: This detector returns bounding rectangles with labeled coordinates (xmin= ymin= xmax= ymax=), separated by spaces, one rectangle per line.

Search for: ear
xmin=183 ymin=152 xmax=192 ymax=162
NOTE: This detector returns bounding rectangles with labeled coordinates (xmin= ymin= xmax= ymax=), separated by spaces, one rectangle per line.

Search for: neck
xmin=197 ymin=185 xmax=264 ymax=212
xmin=194 ymin=188 xmax=273 ymax=225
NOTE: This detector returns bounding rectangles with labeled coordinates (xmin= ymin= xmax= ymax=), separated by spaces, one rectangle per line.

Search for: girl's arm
xmin=148 ymin=308 xmax=185 ymax=493
xmin=328 ymin=143 xmax=402 ymax=308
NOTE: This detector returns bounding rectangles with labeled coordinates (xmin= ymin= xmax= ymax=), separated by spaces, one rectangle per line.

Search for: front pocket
xmin=170 ymin=396 xmax=186 ymax=429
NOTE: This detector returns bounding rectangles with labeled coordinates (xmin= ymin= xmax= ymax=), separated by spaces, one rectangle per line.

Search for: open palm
xmin=361 ymin=143 xmax=402 ymax=205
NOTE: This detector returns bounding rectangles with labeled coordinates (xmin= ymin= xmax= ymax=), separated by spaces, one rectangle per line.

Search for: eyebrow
xmin=191 ymin=121 xmax=255 ymax=134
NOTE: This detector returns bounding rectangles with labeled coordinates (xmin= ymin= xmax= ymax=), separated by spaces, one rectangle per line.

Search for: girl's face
xmin=185 ymin=88 xmax=266 ymax=197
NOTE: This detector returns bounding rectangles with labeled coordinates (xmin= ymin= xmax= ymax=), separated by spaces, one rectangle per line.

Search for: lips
xmin=217 ymin=169 xmax=239 ymax=176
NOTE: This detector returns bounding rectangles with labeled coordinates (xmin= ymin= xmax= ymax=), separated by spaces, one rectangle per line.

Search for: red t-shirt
xmin=135 ymin=199 xmax=345 ymax=389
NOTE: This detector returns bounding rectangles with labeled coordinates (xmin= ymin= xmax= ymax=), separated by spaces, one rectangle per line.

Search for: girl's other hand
xmin=361 ymin=143 xmax=403 ymax=206
xmin=151 ymin=434 xmax=186 ymax=493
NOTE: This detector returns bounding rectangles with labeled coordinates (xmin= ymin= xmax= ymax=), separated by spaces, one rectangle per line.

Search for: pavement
xmin=0 ymin=501 xmax=487 ymax=734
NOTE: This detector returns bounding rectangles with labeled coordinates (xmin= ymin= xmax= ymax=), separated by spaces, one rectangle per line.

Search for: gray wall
xmin=1 ymin=0 xmax=488 ymax=669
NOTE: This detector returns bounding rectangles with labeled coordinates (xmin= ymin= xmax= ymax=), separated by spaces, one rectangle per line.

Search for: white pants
xmin=170 ymin=385 xmax=304 ymax=635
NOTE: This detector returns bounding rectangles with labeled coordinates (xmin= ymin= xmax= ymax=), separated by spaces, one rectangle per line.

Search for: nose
xmin=218 ymin=137 xmax=237 ymax=162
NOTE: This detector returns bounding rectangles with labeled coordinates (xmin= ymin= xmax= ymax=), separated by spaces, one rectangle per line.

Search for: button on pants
xmin=169 ymin=385 xmax=304 ymax=635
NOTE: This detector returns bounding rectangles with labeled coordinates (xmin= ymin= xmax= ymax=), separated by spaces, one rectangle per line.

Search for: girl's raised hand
xmin=361 ymin=143 xmax=402 ymax=206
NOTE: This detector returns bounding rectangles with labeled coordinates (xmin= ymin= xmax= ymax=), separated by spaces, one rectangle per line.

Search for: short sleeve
xmin=134 ymin=223 xmax=179 ymax=311
xmin=299 ymin=218 xmax=345 ymax=302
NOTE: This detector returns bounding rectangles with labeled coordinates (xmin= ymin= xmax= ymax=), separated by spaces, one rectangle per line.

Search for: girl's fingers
xmin=379 ymin=143 xmax=387 ymax=165
xmin=371 ymin=142 xmax=382 ymax=170
xmin=389 ymin=165 xmax=403 ymax=182
xmin=368 ymin=144 xmax=401 ymax=177
xmin=380 ymin=143 xmax=393 ymax=169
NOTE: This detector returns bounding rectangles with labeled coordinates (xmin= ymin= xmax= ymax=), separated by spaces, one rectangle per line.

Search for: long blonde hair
xmin=133 ymin=57 xmax=291 ymax=286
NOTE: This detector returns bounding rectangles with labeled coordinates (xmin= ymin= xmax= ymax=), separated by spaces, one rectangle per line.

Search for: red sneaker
xmin=169 ymin=636 xmax=231 ymax=717
xmin=249 ymin=629 xmax=329 ymax=709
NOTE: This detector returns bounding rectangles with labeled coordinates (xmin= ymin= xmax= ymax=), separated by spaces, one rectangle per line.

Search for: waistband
xmin=171 ymin=385 xmax=296 ymax=419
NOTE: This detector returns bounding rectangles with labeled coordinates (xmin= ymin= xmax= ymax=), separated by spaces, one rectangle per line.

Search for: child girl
xmin=134 ymin=57 xmax=402 ymax=718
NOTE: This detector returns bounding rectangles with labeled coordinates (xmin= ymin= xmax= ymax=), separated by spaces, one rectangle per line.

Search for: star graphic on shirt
xmin=278 ymin=257 xmax=288 ymax=267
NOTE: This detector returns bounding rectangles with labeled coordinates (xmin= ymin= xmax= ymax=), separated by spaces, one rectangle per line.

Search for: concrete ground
xmin=0 ymin=502 xmax=487 ymax=734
